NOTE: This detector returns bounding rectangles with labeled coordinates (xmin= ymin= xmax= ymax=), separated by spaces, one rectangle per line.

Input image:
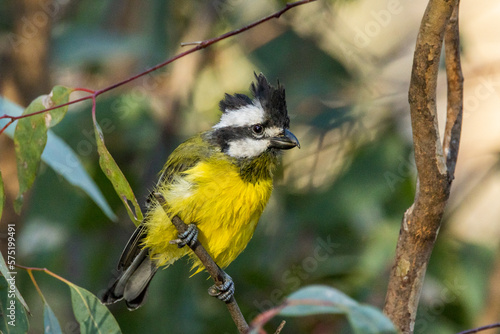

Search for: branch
xmin=443 ymin=3 xmax=464 ymax=176
xmin=154 ymin=193 xmax=249 ymax=334
xmin=383 ymin=0 xmax=462 ymax=332
xmin=457 ymin=323 xmax=500 ymax=334
xmin=0 ymin=0 xmax=316 ymax=136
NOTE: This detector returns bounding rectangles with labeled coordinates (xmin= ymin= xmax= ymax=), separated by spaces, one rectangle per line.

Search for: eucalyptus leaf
xmin=13 ymin=98 xmax=51 ymax=212
xmin=0 ymin=247 xmax=30 ymax=313
xmin=281 ymin=284 xmax=357 ymax=316
xmin=44 ymin=303 xmax=63 ymax=334
xmin=0 ymin=97 xmax=116 ymax=221
xmin=93 ymin=119 xmax=142 ymax=225
xmin=46 ymin=85 xmax=72 ymax=128
xmin=278 ymin=285 xmax=396 ymax=334
xmin=13 ymin=86 xmax=72 ymax=212
xmin=69 ymin=284 xmax=122 ymax=334
xmin=0 ymin=275 xmax=29 ymax=334
xmin=347 ymin=304 xmax=397 ymax=334
xmin=42 ymin=131 xmax=117 ymax=221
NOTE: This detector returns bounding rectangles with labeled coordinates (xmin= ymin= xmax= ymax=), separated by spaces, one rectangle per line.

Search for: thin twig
xmin=457 ymin=323 xmax=500 ymax=334
xmin=0 ymin=0 xmax=316 ymax=136
xmin=16 ymin=264 xmax=75 ymax=286
xmin=383 ymin=0 xmax=462 ymax=332
xmin=154 ymin=193 xmax=249 ymax=334
xmin=26 ymin=269 xmax=47 ymax=304
xmin=180 ymin=41 xmax=203 ymax=47
xmin=274 ymin=320 xmax=286 ymax=334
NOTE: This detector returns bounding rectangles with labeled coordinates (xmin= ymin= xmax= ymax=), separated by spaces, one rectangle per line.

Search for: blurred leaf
xmin=44 ymin=303 xmax=63 ymax=334
xmin=69 ymin=284 xmax=122 ymax=334
xmin=42 ymin=131 xmax=117 ymax=221
xmin=347 ymin=304 xmax=397 ymax=334
xmin=0 ymin=275 xmax=30 ymax=334
xmin=280 ymin=285 xmax=356 ymax=316
xmin=13 ymin=86 xmax=71 ymax=212
xmin=0 ymin=248 xmax=30 ymax=313
xmin=0 ymin=97 xmax=116 ymax=221
xmin=279 ymin=285 xmax=396 ymax=334
xmin=93 ymin=119 xmax=143 ymax=225
xmin=0 ymin=170 xmax=3 ymax=221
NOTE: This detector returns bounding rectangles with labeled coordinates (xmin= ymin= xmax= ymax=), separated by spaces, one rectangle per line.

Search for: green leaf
xmin=0 ymin=246 xmax=30 ymax=314
xmin=0 ymin=170 xmax=4 ymax=222
xmin=0 ymin=275 xmax=29 ymax=334
xmin=94 ymin=119 xmax=143 ymax=225
xmin=44 ymin=303 xmax=63 ymax=334
xmin=0 ymin=97 xmax=116 ymax=221
xmin=14 ymin=102 xmax=48 ymax=212
xmin=279 ymin=285 xmax=396 ymax=334
xmin=13 ymin=86 xmax=71 ymax=212
xmin=69 ymin=284 xmax=122 ymax=334
xmin=280 ymin=285 xmax=356 ymax=316
xmin=347 ymin=304 xmax=397 ymax=334
xmin=42 ymin=131 xmax=117 ymax=221
xmin=46 ymin=86 xmax=72 ymax=128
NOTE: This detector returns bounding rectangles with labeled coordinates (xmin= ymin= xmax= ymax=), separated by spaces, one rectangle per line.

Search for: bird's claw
xmin=208 ymin=273 xmax=234 ymax=302
xmin=170 ymin=223 xmax=198 ymax=248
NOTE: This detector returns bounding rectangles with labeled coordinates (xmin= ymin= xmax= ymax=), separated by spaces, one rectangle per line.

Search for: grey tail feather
xmin=101 ymin=248 xmax=158 ymax=310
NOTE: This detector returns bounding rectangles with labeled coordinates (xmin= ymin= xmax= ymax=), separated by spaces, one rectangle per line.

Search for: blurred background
xmin=1 ymin=0 xmax=500 ymax=333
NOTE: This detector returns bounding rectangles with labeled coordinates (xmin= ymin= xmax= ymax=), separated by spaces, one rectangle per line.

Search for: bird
xmin=102 ymin=73 xmax=300 ymax=310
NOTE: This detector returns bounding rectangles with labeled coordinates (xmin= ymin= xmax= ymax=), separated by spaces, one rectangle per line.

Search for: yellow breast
xmin=143 ymin=155 xmax=274 ymax=273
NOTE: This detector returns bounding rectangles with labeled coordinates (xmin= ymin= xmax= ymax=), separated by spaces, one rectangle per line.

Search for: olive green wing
xmin=157 ymin=133 xmax=215 ymax=185
xmin=117 ymin=133 xmax=216 ymax=269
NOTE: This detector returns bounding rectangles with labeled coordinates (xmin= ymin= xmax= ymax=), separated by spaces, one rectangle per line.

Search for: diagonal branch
xmin=383 ymin=0 xmax=462 ymax=332
xmin=457 ymin=322 xmax=500 ymax=334
xmin=154 ymin=193 xmax=249 ymax=334
xmin=0 ymin=0 xmax=316 ymax=136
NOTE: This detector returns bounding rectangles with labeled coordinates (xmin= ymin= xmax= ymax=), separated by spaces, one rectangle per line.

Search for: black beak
xmin=270 ymin=129 xmax=300 ymax=150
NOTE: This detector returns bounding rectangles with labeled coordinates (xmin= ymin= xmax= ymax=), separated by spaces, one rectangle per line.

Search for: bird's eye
xmin=252 ymin=124 xmax=264 ymax=136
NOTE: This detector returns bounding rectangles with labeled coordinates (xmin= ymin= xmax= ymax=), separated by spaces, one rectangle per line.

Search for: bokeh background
xmin=1 ymin=0 xmax=500 ymax=333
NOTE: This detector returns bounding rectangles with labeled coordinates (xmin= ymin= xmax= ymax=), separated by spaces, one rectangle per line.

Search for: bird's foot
xmin=208 ymin=272 xmax=235 ymax=302
xmin=170 ymin=223 xmax=198 ymax=248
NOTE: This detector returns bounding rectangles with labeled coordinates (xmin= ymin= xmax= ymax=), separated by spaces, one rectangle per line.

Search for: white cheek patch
xmin=226 ymin=138 xmax=270 ymax=159
xmin=213 ymin=101 xmax=265 ymax=129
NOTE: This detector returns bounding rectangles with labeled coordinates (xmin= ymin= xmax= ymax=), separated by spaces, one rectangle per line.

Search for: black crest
xmin=219 ymin=93 xmax=253 ymax=112
xmin=218 ymin=73 xmax=290 ymax=128
xmin=250 ymin=73 xmax=289 ymax=128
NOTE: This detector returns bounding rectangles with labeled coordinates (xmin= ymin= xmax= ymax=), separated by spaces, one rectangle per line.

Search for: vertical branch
xmin=443 ymin=3 xmax=463 ymax=176
xmin=383 ymin=0 xmax=462 ymax=333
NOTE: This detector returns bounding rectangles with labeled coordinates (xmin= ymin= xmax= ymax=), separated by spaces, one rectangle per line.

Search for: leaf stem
xmin=16 ymin=264 xmax=75 ymax=287
xmin=26 ymin=269 xmax=47 ymax=304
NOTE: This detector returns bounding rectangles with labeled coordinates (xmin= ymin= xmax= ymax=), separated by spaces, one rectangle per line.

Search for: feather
xmin=251 ymin=73 xmax=290 ymax=128
xmin=219 ymin=93 xmax=253 ymax=112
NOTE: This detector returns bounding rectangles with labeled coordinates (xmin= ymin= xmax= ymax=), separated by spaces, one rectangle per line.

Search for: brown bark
xmin=383 ymin=1 xmax=463 ymax=333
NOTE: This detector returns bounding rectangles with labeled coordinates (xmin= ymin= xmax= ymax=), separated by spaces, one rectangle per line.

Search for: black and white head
xmin=210 ymin=73 xmax=300 ymax=159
